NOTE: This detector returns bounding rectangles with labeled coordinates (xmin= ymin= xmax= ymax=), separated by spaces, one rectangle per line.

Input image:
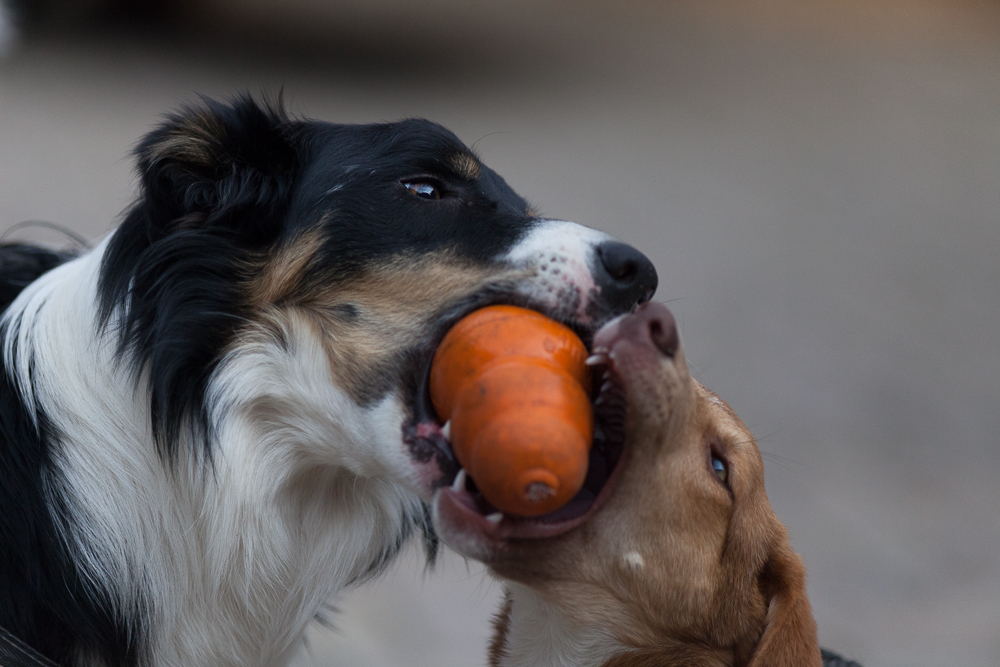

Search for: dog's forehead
xmin=283 ymin=118 xmax=534 ymax=262
xmin=306 ymin=119 xmax=479 ymax=179
xmin=695 ymin=385 xmax=753 ymax=445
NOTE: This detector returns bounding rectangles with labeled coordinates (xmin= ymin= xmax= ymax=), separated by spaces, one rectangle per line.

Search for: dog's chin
xmin=430 ymin=313 xmax=635 ymax=563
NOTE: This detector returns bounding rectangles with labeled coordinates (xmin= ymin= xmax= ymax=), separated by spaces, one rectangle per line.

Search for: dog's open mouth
xmin=423 ymin=315 xmax=631 ymax=542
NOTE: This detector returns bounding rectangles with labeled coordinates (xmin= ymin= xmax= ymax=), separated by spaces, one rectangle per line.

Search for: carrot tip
xmin=524 ymin=482 xmax=557 ymax=503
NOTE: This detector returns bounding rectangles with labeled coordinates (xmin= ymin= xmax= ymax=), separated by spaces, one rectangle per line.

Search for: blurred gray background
xmin=1 ymin=1 xmax=998 ymax=665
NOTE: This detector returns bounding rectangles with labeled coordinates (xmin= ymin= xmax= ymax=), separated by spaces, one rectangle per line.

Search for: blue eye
xmin=403 ymin=180 xmax=442 ymax=200
xmin=711 ymin=455 xmax=728 ymax=483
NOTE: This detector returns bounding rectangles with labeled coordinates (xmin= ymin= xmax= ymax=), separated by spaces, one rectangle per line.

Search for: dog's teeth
xmin=441 ymin=420 xmax=451 ymax=440
xmin=592 ymin=345 xmax=609 ymax=355
xmin=594 ymin=395 xmax=606 ymax=407
xmin=585 ymin=354 xmax=608 ymax=366
xmin=600 ymin=379 xmax=613 ymax=394
xmin=485 ymin=512 xmax=504 ymax=524
xmin=452 ymin=469 xmax=467 ymax=493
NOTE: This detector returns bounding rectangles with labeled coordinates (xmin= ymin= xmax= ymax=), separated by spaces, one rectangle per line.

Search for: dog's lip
xmin=432 ymin=432 xmax=628 ymax=542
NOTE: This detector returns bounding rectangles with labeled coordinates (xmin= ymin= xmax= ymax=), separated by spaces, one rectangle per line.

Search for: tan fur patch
xmin=144 ymin=110 xmax=226 ymax=167
xmin=301 ymin=252 xmax=499 ymax=403
xmin=243 ymin=241 xmax=526 ymax=406
xmin=488 ymin=592 xmax=514 ymax=667
xmin=449 ymin=152 xmax=481 ymax=180
xmin=248 ymin=227 xmax=327 ymax=307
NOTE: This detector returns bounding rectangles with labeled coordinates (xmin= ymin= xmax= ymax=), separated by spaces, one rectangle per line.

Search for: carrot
xmin=430 ymin=306 xmax=592 ymax=516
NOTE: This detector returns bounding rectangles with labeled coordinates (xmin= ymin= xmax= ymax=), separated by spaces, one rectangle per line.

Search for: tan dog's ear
xmin=747 ymin=542 xmax=822 ymax=667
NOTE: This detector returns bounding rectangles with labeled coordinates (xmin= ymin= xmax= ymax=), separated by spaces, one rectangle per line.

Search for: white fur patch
xmin=498 ymin=583 xmax=626 ymax=667
xmin=1 ymin=240 xmax=426 ymax=665
xmin=504 ymin=220 xmax=612 ymax=323
xmin=623 ymin=551 xmax=645 ymax=569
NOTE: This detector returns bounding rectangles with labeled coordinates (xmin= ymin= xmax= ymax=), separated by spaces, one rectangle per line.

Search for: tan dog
xmin=433 ymin=302 xmax=821 ymax=667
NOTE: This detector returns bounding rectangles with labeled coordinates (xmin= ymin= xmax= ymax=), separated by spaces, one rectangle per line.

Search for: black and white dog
xmin=0 ymin=96 xmax=657 ymax=666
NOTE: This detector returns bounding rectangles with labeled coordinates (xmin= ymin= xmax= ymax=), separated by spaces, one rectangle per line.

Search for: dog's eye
xmin=403 ymin=180 xmax=442 ymax=200
xmin=711 ymin=454 xmax=728 ymax=483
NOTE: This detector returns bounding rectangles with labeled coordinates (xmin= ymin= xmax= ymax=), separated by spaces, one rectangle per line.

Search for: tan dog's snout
xmin=611 ymin=300 xmax=679 ymax=359
xmin=592 ymin=301 xmax=679 ymax=361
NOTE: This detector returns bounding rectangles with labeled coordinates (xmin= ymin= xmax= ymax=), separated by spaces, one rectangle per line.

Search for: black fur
xmin=0 ymin=245 xmax=143 ymax=666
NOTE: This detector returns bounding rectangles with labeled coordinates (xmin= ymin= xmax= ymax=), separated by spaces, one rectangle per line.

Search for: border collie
xmin=0 ymin=96 xmax=657 ymax=666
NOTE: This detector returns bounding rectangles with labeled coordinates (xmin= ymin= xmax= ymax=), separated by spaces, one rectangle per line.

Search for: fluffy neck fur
xmin=491 ymin=583 xmax=626 ymax=667
xmin=1 ymin=239 xmax=424 ymax=666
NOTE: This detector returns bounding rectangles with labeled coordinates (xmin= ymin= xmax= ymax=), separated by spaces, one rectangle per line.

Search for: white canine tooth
xmin=592 ymin=345 xmax=609 ymax=355
xmin=485 ymin=512 xmax=504 ymax=524
xmin=585 ymin=354 xmax=608 ymax=366
xmin=452 ymin=469 xmax=467 ymax=493
xmin=594 ymin=395 xmax=606 ymax=407
xmin=600 ymin=380 xmax=612 ymax=393
xmin=441 ymin=420 xmax=451 ymax=440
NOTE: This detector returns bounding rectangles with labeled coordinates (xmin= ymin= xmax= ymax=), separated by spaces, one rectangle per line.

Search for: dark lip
xmin=433 ymin=423 xmax=629 ymax=542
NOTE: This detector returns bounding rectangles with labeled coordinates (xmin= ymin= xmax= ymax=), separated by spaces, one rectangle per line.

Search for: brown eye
xmin=403 ymin=180 xmax=441 ymax=200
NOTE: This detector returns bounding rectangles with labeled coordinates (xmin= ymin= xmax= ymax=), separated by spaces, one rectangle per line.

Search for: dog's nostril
xmin=647 ymin=313 xmax=678 ymax=358
xmin=603 ymin=252 xmax=638 ymax=282
xmin=597 ymin=243 xmax=639 ymax=283
xmin=595 ymin=242 xmax=658 ymax=310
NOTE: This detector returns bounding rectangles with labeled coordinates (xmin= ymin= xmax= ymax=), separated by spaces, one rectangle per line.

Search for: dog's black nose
xmin=594 ymin=241 xmax=658 ymax=311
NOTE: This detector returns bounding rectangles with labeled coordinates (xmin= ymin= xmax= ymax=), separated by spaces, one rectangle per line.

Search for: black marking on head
xmin=0 ymin=331 xmax=147 ymax=666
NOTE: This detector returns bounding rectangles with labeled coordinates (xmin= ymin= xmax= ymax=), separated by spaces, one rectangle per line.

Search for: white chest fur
xmin=496 ymin=583 xmax=626 ymax=667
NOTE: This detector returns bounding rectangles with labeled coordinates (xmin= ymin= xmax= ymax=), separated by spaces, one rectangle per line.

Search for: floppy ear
xmin=96 ymin=95 xmax=303 ymax=455
xmin=747 ymin=541 xmax=822 ymax=667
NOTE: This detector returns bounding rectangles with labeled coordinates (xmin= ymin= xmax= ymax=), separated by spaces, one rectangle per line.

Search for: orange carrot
xmin=430 ymin=306 xmax=592 ymax=516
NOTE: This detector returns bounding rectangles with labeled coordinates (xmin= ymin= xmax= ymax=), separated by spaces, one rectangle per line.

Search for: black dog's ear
xmin=97 ymin=96 xmax=304 ymax=457
xmin=134 ymin=94 xmax=300 ymax=242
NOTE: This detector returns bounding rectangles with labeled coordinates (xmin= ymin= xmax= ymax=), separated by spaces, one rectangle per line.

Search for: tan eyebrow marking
xmin=449 ymin=153 xmax=481 ymax=180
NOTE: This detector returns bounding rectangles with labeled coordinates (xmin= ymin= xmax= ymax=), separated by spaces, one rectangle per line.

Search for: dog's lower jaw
xmin=491 ymin=584 xmax=627 ymax=667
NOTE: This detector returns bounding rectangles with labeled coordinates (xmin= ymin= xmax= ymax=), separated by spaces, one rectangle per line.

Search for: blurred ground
xmin=1 ymin=1 xmax=999 ymax=665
